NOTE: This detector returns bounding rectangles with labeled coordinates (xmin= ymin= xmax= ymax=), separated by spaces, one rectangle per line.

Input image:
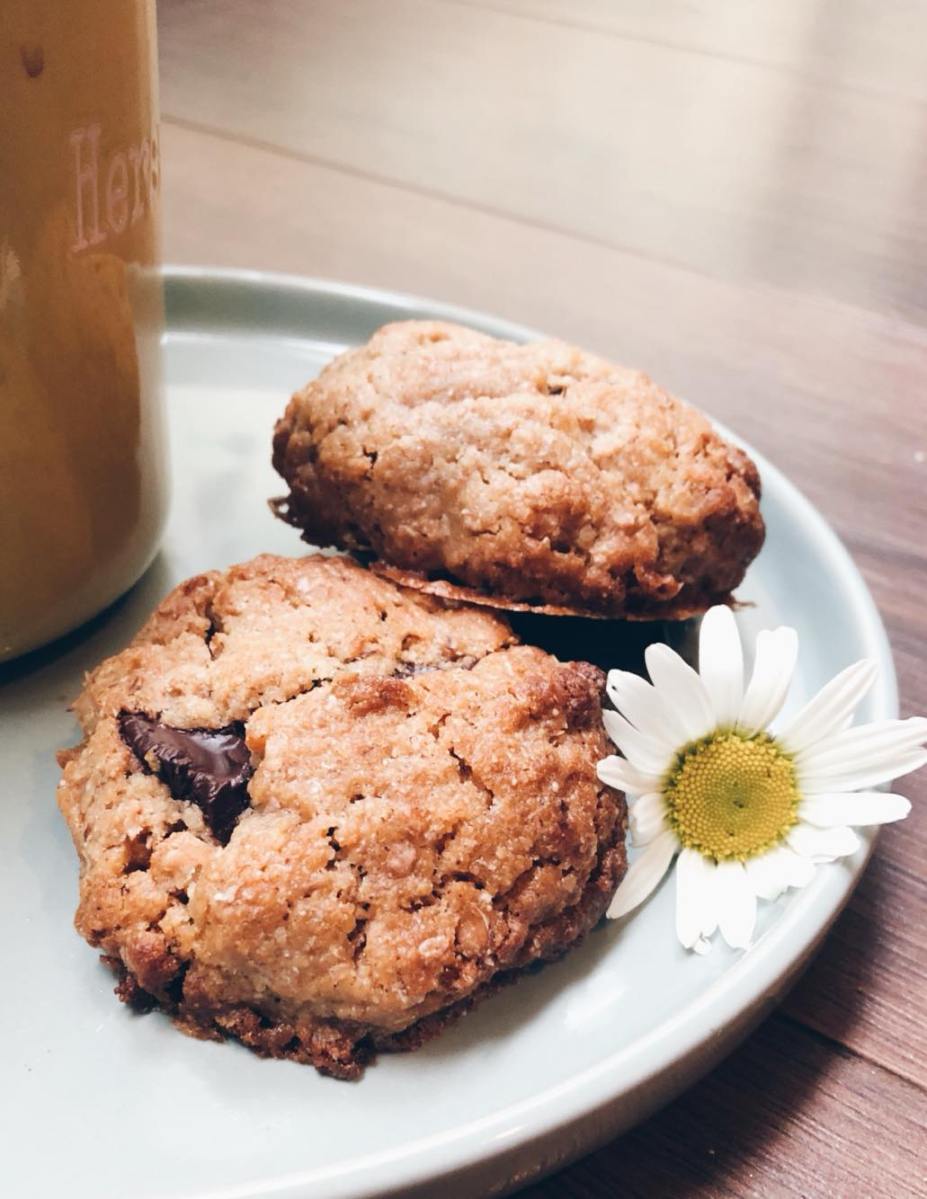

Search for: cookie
xmin=272 ymin=320 xmax=764 ymax=619
xmin=57 ymin=553 xmax=625 ymax=1078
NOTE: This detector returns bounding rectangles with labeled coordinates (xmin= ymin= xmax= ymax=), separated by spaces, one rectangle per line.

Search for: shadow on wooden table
xmin=523 ymin=869 xmax=886 ymax=1198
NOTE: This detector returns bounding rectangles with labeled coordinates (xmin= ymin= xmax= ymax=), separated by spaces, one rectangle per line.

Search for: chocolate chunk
xmin=118 ymin=712 xmax=252 ymax=844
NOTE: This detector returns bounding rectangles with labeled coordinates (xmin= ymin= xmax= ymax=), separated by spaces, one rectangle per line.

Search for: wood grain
xmin=158 ymin=0 xmax=927 ymax=320
xmin=454 ymin=0 xmax=927 ymax=102
xmin=784 ymin=846 xmax=927 ymax=1087
xmin=523 ymin=1016 xmax=927 ymax=1198
xmin=157 ymin=4 xmax=927 ymax=1194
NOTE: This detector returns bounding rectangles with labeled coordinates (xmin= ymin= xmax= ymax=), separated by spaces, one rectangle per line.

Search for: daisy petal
xmin=737 ymin=627 xmax=799 ymax=735
xmin=714 ymin=860 xmax=757 ymax=950
xmin=606 ymin=828 xmax=679 ymax=920
xmin=675 ymin=848 xmax=718 ymax=951
xmin=781 ymin=847 xmax=817 ymax=889
xmin=800 ymin=748 xmax=927 ymax=795
xmin=796 ymin=717 xmax=927 ymax=775
xmin=602 ymin=709 xmax=674 ymax=777
xmin=800 ymin=792 xmax=912 ymax=828
xmin=699 ymin=606 xmax=744 ymax=727
xmin=787 ymin=823 xmax=861 ymax=862
xmin=629 ymin=792 xmax=669 ymax=846
xmin=778 ymin=660 xmax=877 ymax=755
xmin=644 ymin=643 xmax=715 ymax=742
xmin=606 ymin=669 xmax=686 ymax=744
xmin=744 ymin=844 xmax=815 ymax=900
xmin=742 ymin=850 xmax=783 ymax=902
xmin=596 ymin=755 xmax=662 ymax=797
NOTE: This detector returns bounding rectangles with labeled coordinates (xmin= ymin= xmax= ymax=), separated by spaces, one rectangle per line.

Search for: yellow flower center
xmin=664 ymin=732 xmax=800 ymax=861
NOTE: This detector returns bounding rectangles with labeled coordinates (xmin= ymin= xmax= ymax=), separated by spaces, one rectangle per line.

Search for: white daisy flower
xmin=597 ymin=606 xmax=926 ymax=954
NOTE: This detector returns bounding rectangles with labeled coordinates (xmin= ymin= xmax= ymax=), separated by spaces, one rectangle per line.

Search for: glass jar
xmin=0 ymin=0 xmax=168 ymax=661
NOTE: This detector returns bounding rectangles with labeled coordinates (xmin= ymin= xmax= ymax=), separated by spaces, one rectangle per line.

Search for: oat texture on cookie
xmin=57 ymin=554 xmax=626 ymax=1078
xmin=273 ymin=321 xmax=764 ymax=618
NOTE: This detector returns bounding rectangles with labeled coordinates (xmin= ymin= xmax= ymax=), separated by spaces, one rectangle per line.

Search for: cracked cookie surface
xmin=272 ymin=320 xmax=765 ymax=618
xmin=58 ymin=553 xmax=626 ymax=1078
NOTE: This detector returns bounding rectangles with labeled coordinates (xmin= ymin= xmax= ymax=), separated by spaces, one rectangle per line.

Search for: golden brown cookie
xmin=272 ymin=321 xmax=764 ymax=619
xmin=58 ymin=553 xmax=625 ymax=1078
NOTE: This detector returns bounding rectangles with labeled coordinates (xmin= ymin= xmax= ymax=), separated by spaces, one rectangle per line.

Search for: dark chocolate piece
xmin=118 ymin=712 xmax=252 ymax=844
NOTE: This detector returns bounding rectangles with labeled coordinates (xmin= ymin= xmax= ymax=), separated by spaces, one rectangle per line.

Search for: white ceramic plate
xmin=0 ymin=269 xmax=896 ymax=1199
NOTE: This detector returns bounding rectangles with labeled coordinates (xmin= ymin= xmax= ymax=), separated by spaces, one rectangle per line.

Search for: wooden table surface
xmin=157 ymin=2 xmax=927 ymax=1195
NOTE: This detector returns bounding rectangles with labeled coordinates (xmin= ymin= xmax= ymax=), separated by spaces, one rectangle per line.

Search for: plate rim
xmin=163 ymin=267 xmax=896 ymax=1196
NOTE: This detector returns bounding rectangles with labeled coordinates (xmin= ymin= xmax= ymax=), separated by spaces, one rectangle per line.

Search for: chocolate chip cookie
xmin=58 ymin=553 xmax=625 ymax=1078
xmin=272 ymin=321 xmax=764 ymax=619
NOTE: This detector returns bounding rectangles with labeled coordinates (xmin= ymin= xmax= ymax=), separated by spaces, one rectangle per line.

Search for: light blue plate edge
xmin=161 ymin=265 xmax=898 ymax=1199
